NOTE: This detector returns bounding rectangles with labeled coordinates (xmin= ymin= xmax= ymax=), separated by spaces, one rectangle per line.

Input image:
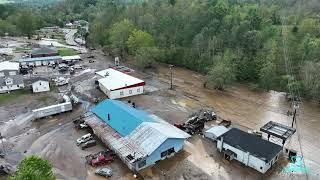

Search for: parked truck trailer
xmin=32 ymin=102 xmax=72 ymax=119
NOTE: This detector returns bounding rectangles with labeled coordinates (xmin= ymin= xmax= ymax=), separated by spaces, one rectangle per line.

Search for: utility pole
xmin=169 ymin=65 xmax=174 ymax=90
xmin=291 ymin=102 xmax=299 ymax=127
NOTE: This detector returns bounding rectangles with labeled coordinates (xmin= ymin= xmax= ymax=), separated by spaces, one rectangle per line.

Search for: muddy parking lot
xmin=1 ymin=38 xmax=320 ymax=180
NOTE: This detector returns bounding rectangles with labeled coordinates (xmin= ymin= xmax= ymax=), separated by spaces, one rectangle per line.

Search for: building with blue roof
xmin=88 ymin=99 xmax=191 ymax=171
xmin=91 ymin=99 xmax=154 ymax=136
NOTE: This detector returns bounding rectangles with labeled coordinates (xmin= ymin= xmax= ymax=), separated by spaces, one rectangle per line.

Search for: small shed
xmin=204 ymin=126 xmax=229 ymax=141
xmin=31 ymin=78 xmax=50 ymax=93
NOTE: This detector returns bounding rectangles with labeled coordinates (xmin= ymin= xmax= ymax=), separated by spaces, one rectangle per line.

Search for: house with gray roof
xmin=0 ymin=75 xmax=25 ymax=93
xmin=0 ymin=61 xmax=24 ymax=93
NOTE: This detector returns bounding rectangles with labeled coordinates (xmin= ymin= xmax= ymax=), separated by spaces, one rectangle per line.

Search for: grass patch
xmin=0 ymin=89 xmax=29 ymax=104
xmin=50 ymin=84 xmax=59 ymax=93
xmin=15 ymin=47 xmax=31 ymax=52
xmin=58 ymin=48 xmax=78 ymax=56
xmin=37 ymin=95 xmax=49 ymax=103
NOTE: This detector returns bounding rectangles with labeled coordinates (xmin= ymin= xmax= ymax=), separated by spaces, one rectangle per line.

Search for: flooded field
xmin=136 ymin=65 xmax=320 ymax=179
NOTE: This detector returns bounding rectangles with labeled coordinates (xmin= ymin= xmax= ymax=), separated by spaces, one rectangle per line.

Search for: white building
xmin=217 ymin=128 xmax=283 ymax=173
xmin=204 ymin=125 xmax=229 ymax=141
xmin=0 ymin=61 xmax=20 ymax=77
xmin=18 ymin=56 xmax=62 ymax=66
xmin=61 ymin=55 xmax=81 ymax=63
xmin=96 ymin=68 xmax=145 ymax=99
xmin=0 ymin=61 xmax=24 ymax=93
xmin=31 ymin=78 xmax=50 ymax=93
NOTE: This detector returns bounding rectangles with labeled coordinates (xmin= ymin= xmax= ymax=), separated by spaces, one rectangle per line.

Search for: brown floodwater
xmin=152 ymin=65 xmax=320 ymax=179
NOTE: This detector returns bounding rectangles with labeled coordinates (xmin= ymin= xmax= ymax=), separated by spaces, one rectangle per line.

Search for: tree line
xmin=0 ymin=0 xmax=319 ymax=101
xmin=87 ymin=0 xmax=320 ymax=101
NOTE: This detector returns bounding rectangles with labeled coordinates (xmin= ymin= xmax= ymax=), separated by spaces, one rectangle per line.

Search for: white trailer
xmin=32 ymin=102 xmax=72 ymax=119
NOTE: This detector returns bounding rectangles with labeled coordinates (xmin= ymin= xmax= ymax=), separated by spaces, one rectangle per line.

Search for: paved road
xmin=62 ymin=29 xmax=78 ymax=46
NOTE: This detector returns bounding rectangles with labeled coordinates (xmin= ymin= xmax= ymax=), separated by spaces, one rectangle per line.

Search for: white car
xmin=79 ymin=122 xmax=88 ymax=129
xmin=95 ymin=168 xmax=113 ymax=177
xmin=76 ymin=133 xmax=93 ymax=146
xmin=74 ymin=65 xmax=83 ymax=69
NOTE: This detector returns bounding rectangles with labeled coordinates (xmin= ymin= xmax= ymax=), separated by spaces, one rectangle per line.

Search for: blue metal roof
xmin=18 ymin=56 xmax=62 ymax=62
xmin=91 ymin=100 xmax=154 ymax=136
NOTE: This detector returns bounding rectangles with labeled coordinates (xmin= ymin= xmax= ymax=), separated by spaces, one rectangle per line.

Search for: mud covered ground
xmin=1 ymin=45 xmax=320 ymax=179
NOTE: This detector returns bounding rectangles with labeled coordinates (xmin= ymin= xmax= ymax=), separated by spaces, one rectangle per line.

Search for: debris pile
xmin=0 ymin=164 xmax=15 ymax=176
xmin=85 ymin=150 xmax=116 ymax=167
xmin=174 ymin=109 xmax=217 ymax=135
xmin=218 ymin=120 xmax=232 ymax=128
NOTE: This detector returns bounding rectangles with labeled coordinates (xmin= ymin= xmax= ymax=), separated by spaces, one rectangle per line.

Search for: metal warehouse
xmin=85 ymin=99 xmax=190 ymax=172
xmin=18 ymin=56 xmax=62 ymax=66
xmin=96 ymin=68 xmax=145 ymax=99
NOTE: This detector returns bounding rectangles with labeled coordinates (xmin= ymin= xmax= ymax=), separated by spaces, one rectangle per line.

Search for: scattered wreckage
xmin=53 ymin=77 xmax=70 ymax=86
xmin=174 ymin=109 xmax=217 ymax=135
xmin=0 ymin=164 xmax=15 ymax=176
xmin=85 ymin=150 xmax=116 ymax=167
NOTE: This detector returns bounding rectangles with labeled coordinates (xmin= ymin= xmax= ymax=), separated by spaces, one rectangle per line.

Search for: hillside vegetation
xmin=0 ymin=0 xmax=319 ymax=101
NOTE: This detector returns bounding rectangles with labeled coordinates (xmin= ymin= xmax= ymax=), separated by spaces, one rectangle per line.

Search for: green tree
xmin=302 ymin=61 xmax=320 ymax=100
xmin=135 ymin=47 xmax=161 ymax=68
xmin=299 ymin=18 xmax=320 ymax=36
xmin=16 ymin=10 xmax=37 ymax=39
xmin=10 ymin=156 xmax=55 ymax=180
xmin=127 ymin=29 xmax=155 ymax=54
xmin=109 ymin=19 xmax=136 ymax=56
xmin=207 ymin=51 xmax=236 ymax=90
xmin=0 ymin=20 xmax=16 ymax=36
xmin=259 ymin=61 xmax=277 ymax=90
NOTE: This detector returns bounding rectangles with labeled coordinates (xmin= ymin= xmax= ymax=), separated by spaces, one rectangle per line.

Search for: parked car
xmin=74 ymin=65 xmax=83 ymax=69
xmin=76 ymin=133 xmax=93 ymax=146
xmin=95 ymin=168 xmax=113 ymax=177
xmin=80 ymin=139 xmax=96 ymax=150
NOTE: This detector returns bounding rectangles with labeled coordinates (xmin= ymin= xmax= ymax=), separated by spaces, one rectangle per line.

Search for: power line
xmin=281 ymin=14 xmax=309 ymax=180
